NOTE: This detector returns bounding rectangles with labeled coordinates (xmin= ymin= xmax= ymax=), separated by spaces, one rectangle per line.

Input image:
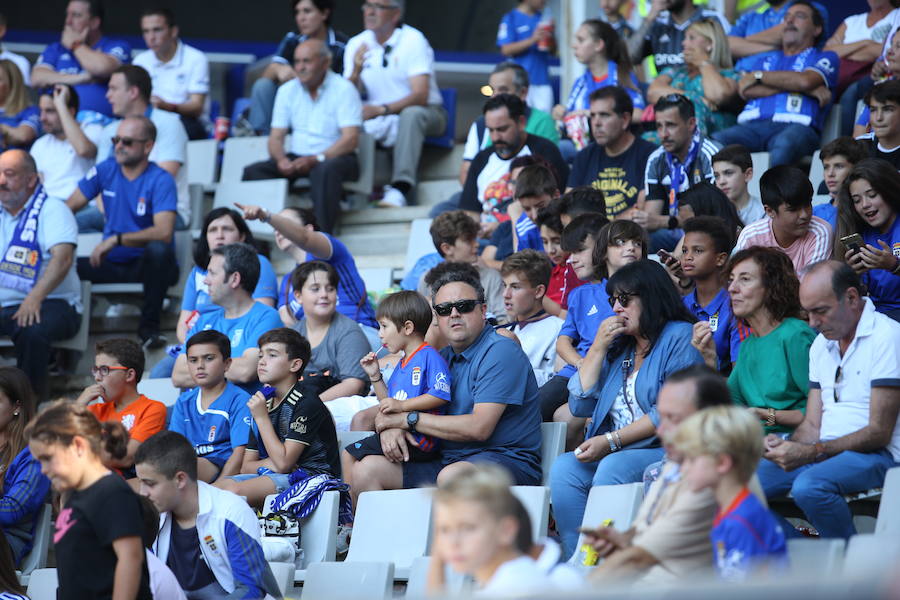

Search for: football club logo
xmin=412 ymin=366 xmax=421 ymax=386
xmin=708 ymin=313 xmax=719 ymax=332
xmin=208 ymin=426 xmax=216 ymax=442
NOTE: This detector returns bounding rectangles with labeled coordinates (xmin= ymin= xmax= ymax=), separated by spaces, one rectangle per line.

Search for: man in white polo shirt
xmin=759 ymin=260 xmax=900 ymax=538
xmin=242 ymin=39 xmax=360 ymax=234
xmin=133 ymin=7 xmax=210 ymax=140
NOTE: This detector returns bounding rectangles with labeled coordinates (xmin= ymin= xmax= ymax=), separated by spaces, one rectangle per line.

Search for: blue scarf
xmin=664 ymin=128 xmax=701 ymax=216
xmin=0 ymin=184 xmax=48 ymax=294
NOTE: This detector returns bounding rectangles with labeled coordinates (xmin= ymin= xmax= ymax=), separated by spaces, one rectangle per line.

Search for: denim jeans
xmin=711 ymin=120 xmax=821 ymax=167
xmin=757 ymin=449 xmax=897 ymax=538
xmin=550 ymin=446 xmax=665 ymax=557
xmin=248 ymin=77 xmax=278 ymax=135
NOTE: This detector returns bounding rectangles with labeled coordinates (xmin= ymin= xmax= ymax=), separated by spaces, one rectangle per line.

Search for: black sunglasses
xmin=607 ymin=292 xmax=638 ymax=309
xmin=433 ymin=299 xmax=481 ymax=317
xmin=111 ymin=136 xmax=148 ymax=147
xmin=382 ymin=44 xmax=393 ymax=67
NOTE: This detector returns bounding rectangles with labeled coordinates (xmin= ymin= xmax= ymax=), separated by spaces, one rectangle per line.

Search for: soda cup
xmin=537 ymin=18 xmax=555 ymax=52
xmin=564 ymin=113 xmax=589 ymax=151
xmin=214 ymin=116 xmax=231 ymax=141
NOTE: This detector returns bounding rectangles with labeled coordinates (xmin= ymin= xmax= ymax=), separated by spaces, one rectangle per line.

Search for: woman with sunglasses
xmin=549 ymin=259 xmax=702 ymax=558
xmin=712 ymin=247 xmax=815 ymax=436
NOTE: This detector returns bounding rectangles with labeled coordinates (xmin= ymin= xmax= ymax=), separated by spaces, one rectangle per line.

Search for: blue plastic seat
xmin=425 ymin=88 xmax=457 ymax=149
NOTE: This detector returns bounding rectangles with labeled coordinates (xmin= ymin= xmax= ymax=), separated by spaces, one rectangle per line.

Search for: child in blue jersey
xmin=342 ymin=291 xmax=451 ymax=494
xmin=169 ymin=330 xmax=252 ymax=483
xmin=509 ymin=163 xmax=557 ymax=255
xmin=673 ymin=406 xmax=787 ymax=581
xmin=497 ymin=0 xmax=555 ymax=113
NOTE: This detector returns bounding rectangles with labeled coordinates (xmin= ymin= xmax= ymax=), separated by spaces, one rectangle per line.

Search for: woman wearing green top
xmin=697 ymin=246 xmax=816 ymax=434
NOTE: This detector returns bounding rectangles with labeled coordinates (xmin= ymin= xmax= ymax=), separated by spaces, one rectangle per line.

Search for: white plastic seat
xmin=749 ymin=152 xmax=770 ymax=201
xmin=262 ymin=489 xmax=338 ymax=580
xmin=406 ymin=555 xmax=472 ymax=598
xmin=540 ymin=422 xmax=566 ymax=486
xmin=268 ymin=561 xmax=294 ymax=597
xmin=220 ymin=136 xmax=270 ymax=182
xmin=843 ymin=533 xmax=900 ymax=577
xmin=875 ymin=466 xmax=900 ymax=534
xmin=16 ymin=504 xmax=52 ymax=585
xmin=404 ymin=218 xmax=436 ymax=275
xmin=186 ymin=138 xmax=218 ymax=188
xmin=787 ymin=537 xmax=845 ymax=576
xmin=25 ymin=568 xmax=57 ymax=600
xmin=569 ymin=483 xmax=644 ymax=563
xmin=212 ymin=180 xmax=288 ymax=239
xmin=820 ymin=106 xmax=842 ymax=146
xmin=808 ymin=150 xmax=824 ymax=198
xmin=511 ymin=486 xmax=550 ymax=542
xmin=137 ymin=377 xmax=181 ymax=407
xmin=301 ymin=561 xmax=393 ymax=600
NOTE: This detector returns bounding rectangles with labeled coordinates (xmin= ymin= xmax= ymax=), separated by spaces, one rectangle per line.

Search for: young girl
xmin=27 ymin=402 xmax=151 ymax=600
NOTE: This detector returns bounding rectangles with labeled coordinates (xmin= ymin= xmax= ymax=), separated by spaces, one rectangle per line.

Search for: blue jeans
xmin=757 ymin=449 xmax=897 ymax=538
xmin=550 ymin=446 xmax=665 ymax=558
xmin=840 ymin=77 xmax=873 ymax=137
xmin=248 ymin=77 xmax=278 ymax=135
xmin=711 ymin=120 xmax=820 ymax=167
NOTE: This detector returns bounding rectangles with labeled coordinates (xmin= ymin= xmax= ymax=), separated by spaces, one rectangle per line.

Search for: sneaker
xmin=232 ymin=115 xmax=257 ymax=138
xmin=335 ymin=524 xmax=353 ymax=555
xmin=376 ymin=185 xmax=407 ymax=208
xmin=141 ymin=333 xmax=167 ymax=350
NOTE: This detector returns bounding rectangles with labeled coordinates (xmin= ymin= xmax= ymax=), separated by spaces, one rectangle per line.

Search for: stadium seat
xmin=425 ymin=88 xmax=457 ymax=149
xmin=808 ymin=150 xmax=824 ymax=199
xmin=0 ymin=282 xmax=91 ymax=354
xmin=268 ymin=561 xmax=294 ymax=596
xmin=338 ymin=430 xmax=374 ymax=450
xmin=186 ymin=138 xmax=218 ymax=188
xmin=406 ymin=555 xmax=472 ymax=598
xmin=212 ymin=179 xmax=289 ymax=239
xmin=511 ymin=485 xmax=550 ymax=542
xmin=569 ymin=483 xmax=644 ymax=563
xmin=749 ymin=152 xmax=770 ymax=201
xmin=25 ymin=568 xmax=57 ymax=600
xmin=220 ymin=136 xmax=270 ymax=182
xmin=17 ymin=504 xmax=52 ymax=585
xmin=875 ymin=466 xmax=900 ymax=534
xmin=787 ymin=537 xmax=845 ymax=576
xmin=301 ymin=561 xmax=393 ymax=600
xmin=358 ymin=267 xmax=394 ymax=295
xmin=137 ymin=378 xmax=181 ymax=407
xmin=229 ymin=97 xmax=252 ymax=136
xmin=820 ymin=106 xmax=842 ymax=147
xmin=843 ymin=533 xmax=900 ymax=577
xmin=262 ymin=489 xmax=338 ymax=580
xmin=404 ymin=218 xmax=436 ymax=275
xmin=540 ymin=422 xmax=566 ymax=486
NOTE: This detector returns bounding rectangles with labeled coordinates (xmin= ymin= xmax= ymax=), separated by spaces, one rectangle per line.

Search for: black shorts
xmin=400 ymin=450 xmax=542 ymax=489
xmin=345 ymin=433 xmax=439 ymax=463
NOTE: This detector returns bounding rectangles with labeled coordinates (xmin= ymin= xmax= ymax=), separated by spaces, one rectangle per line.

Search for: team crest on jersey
xmin=708 ymin=313 xmax=719 ymax=332
xmin=893 ymin=242 xmax=900 ymax=258
xmin=204 ymin=534 xmax=217 ymax=552
xmin=208 ymin=426 xmax=216 ymax=442
xmin=412 ymin=367 xmax=421 ymax=386
xmin=121 ymin=414 xmax=135 ymax=431
xmin=137 ymin=197 xmax=147 ymax=216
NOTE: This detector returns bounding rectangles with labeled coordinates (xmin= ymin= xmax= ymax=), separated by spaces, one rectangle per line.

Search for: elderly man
xmin=242 ymin=39 xmax=361 ymax=234
xmin=758 ymin=260 xmax=900 ymax=538
xmin=348 ymin=266 xmax=542 ymax=495
xmin=0 ymin=150 xmax=81 ymax=400
xmin=344 ymin=0 xmax=446 ymax=208
xmin=67 ymin=116 xmax=178 ymax=349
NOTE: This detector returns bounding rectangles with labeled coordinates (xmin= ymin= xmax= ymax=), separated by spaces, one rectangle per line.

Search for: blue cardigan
xmin=567 ymin=321 xmax=703 ymax=443
xmin=1 ymin=446 xmax=51 ymax=564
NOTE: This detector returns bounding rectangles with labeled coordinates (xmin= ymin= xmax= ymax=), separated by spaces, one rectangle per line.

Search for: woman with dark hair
xmin=0 ymin=532 xmax=27 ymax=600
xmin=550 ymin=259 xmax=702 ymax=557
xmin=714 ymin=247 xmax=815 ymax=436
xmin=835 ymin=158 xmax=900 ymax=319
xmin=0 ymin=368 xmax=49 ymax=567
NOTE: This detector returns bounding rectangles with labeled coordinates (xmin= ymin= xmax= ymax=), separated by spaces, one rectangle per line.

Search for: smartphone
xmin=840 ymin=233 xmax=864 ymax=254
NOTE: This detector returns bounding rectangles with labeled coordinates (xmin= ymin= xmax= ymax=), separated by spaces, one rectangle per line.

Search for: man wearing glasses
xmin=67 ymin=116 xmax=178 ymax=349
xmin=344 ymin=0 xmax=446 ymax=208
xmin=353 ymin=266 xmax=542 ymax=493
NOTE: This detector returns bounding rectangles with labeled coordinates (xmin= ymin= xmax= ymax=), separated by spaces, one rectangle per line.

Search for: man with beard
xmin=458 ymin=93 xmax=567 ymax=225
xmin=628 ymin=0 xmax=729 ymax=72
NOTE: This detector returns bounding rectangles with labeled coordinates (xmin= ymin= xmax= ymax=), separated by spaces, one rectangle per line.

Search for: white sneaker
xmin=376 ymin=185 xmax=407 ymax=208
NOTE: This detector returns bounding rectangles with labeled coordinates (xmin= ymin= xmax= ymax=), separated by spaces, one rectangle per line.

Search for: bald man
xmin=0 ymin=149 xmax=81 ymax=400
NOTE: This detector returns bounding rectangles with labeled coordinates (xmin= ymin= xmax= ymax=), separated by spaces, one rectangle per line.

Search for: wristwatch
xmin=753 ymin=70 xmax=764 ymax=83
xmin=406 ymin=411 xmax=420 ymax=434
xmin=814 ymin=442 xmax=828 ymax=463
xmin=315 ymin=153 xmax=326 ymax=163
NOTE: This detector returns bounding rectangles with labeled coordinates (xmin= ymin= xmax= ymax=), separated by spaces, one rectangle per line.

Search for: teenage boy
xmin=170 ymin=330 xmax=252 ymax=483
xmin=712 ymin=145 xmax=765 ymax=226
xmin=535 ymin=206 xmax=583 ymax=316
xmin=214 ymin=328 xmax=340 ymax=507
xmin=814 ymin=137 xmax=867 ymax=230
xmin=733 ymin=165 xmax=832 ymax=275
xmin=499 ymin=250 xmax=564 ymax=387
xmin=76 ymin=338 xmax=166 ymax=471
xmin=859 ymin=79 xmax=900 ymax=170
xmin=673 ymin=406 xmax=787 ymax=581
xmin=680 ymin=217 xmax=743 ymax=372
xmin=135 ymin=431 xmax=280 ymax=599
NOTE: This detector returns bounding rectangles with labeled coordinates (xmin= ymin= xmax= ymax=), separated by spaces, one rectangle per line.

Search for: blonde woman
xmin=0 ymin=59 xmax=38 ymax=150
xmin=647 ymin=19 xmax=739 ymax=138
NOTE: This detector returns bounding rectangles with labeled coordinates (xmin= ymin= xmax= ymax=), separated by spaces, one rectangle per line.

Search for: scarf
xmin=663 ymin=127 xmax=701 ymax=216
xmin=0 ymin=184 xmax=48 ymax=294
xmin=272 ymin=469 xmax=353 ymax=525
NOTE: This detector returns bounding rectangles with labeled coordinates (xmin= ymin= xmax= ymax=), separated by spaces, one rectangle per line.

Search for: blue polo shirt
xmin=557 ymin=281 xmax=614 ymax=378
xmin=497 ymin=9 xmax=551 ymax=87
xmin=683 ymin=288 xmax=742 ymax=369
xmin=439 ymin=324 xmax=542 ymax=481
xmin=730 ymin=1 xmax=830 ymax=72
xmin=862 ymin=216 xmax=900 ymax=314
xmin=77 ymin=158 xmax=177 ymax=263
xmin=169 ymin=382 xmax=252 ymax=468
xmin=813 ymin=201 xmax=837 ymax=231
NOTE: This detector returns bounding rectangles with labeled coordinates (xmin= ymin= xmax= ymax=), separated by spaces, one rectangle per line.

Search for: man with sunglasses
xmin=353 ymin=267 xmax=542 ymax=494
xmin=758 ymin=261 xmax=900 ymax=539
xmin=67 ymin=115 xmax=178 ymax=349
xmin=343 ymin=0 xmax=446 ymax=208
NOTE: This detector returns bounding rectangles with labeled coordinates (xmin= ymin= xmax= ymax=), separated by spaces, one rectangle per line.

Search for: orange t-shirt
xmin=88 ymin=394 xmax=167 ymax=443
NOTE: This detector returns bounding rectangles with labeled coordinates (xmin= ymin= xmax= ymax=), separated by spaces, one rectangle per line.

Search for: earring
xmin=13 ymin=411 xmax=18 ymax=416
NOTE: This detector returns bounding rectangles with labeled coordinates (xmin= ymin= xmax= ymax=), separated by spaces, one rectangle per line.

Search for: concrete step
xmin=339 ymin=205 xmax=431 ymax=227
xmin=416 ymin=179 xmax=460 ymax=207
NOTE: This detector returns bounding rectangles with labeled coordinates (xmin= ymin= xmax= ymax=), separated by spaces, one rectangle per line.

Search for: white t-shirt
xmin=474 ymin=146 xmax=532 ymax=213
xmin=133 ymin=40 xmax=210 ymax=120
xmin=0 ymin=46 xmax=30 ymax=85
xmin=475 ymin=555 xmax=554 ymax=597
xmin=843 ymin=9 xmax=897 ymax=45
xmin=31 ymin=124 xmax=105 ymax=199
xmin=736 ymin=194 xmax=765 ymax=226
xmin=610 ymin=369 xmax=645 ymax=431
xmin=511 ymin=315 xmax=564 ymax=387
xmin=145 ymin=549 xmax=187 ymax=600
xmin=342 ymin=24 xmax=442 ymax=107
xmin=810 ymin=298 xmax=900 ymax=460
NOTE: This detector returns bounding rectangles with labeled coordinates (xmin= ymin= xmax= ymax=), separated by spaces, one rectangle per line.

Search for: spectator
xmin=27 ymin=402 xmax=151 ymax=600
xmin=169 ymin=331 xmax=252 ymax=483
xmin=672 ymin=406 xmax=787 ymax=580
xmin=136 ymin=496 xmax=186 ymax=600
xmin=641 ymin=93 xmax=720 ymax=253
xmin=344 ymin=0 xmax=446 ymax=208
xmin=67 ymin=116 xmax=178 ymax=348
xmin=713 ymin=2 xmax=838 ymax=168
xmin=858 ymin=79 xmax=900 ymax=170
xmin=171 ymin=243 xmax=283 ymax=394
xmin=242 ymin=39 xmax=362 ymax=234
xmin=553 ymin=186 xmax=607 ymax=228
xmin=0 ymin=150 xmax=81 ymax=401
xmin=0 ymin=60 xmax=38 ymax=151
xmin=458 ymin=94 xmax=568 ymax=225
xmin=351 ymin=266 xmax=543 ymax=493
xmin=75 ymin=338 xmax=167 ymax=472
xmin=498 ymin=0 xmax=556 ymax=114
xmin=499 ymin=249 xmax=564 ymax=386
xmin=836 ymin=159 xmax=900 ymax=320
xmin=851 ymin=30 xmax=900 ymax=138
xmin=133 ymin=8 xmax=211 ymax=140
xmin=824 ymin=0 xmax=896 ymax=94
xmin=534 ymin=205 xmax=584 ymax=315
xmin=678 ymin=182 xmax=745 ymax=241
xmin=759 ymin=261 xmax=900 ymax=538
xmin=733 ymin=165 xmax=833 ymax=275
xmin=0 ymin=534 xmax=26 ymax=600
xmin=289 ymin=262 xmax=370 ymax=402
xmin=567 ymin=86 xmax=656 ymax=219
xmin=728 ymin=0 xmax=830 ymax=72
xmin=135 ymin=431 xmax=281 ymax=598
xmin=719 ymin=247 xmax=816 ymax=434
xmin=628 ymin=0 xmax=728 ymax=72
xmin=95 ymin=65 xmax=190 ymax=231
xmin=237 ymin=204 xmax=378 ymax=330
xmin=550 ymin=259 xmax=702 ymax=557
xmin=241 ymin=0 xmax=348 ymax=136
xmin=0 ymin=14 xmax=29 ymax=85
xmin=30 ymin=85 xmax=103 ymax=202
xmin=31 ymin=0 xmax=130 ymax=121
xmin=647 ymin=19 xmax=739 ymax=140
xmin=0 ymin=368 xmax=49 ymax=567
xmin=712 ymin=145 xmax=765 ymax=226
xmin=600 ymin=0 xmax=635 ymax=39
xmin=459 ymin=62 xmax=558 ymax=187
xmin=498 ymin=163 xmax=559 ymax=262
xmin=814 ymin=136 xmax=867 ymax=230
xmin=554 ymin=20 xmax=644 ymax=160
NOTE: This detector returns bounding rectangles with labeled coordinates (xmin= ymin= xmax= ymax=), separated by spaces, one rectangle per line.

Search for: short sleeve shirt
xmin=169 ymin=383 xmax=253 ymax=467
xmin=644 ymin=136 xmax=720 ymax=207
xmin=514 ymin=213 xmax=543 ymax=252
xmin=683 ymin=288 xmax=742 ymax=369
xmin=639 ymin=9 xmax=730 ymax=71
xmin=181 ymin=254 xmax=279 ymax=313
xmin=36 ymin=38 xmax=131 ymax=116
xmin=0 ymin=106 xmax=40 ymax=150
xmin=732 ymin=216 xmax=833 ymax=274
xmin=558 ymin=281 xmax=614 ymax=377
xmin=496 ymin=9 xmax=551 ymax=86
xmin=184 ymin=302 xmax=283 ymax=358
xmin=731 ymin=1 xmax=831 ymax=71
xmin=388 ymin=343 xmax=451 ymax=451
xmin=295 ymin=312 xmax=369 ymax=382
xmin=133 ymin=41 xmax=210 ymax=106
xmin=710 ymin=488 xmax=787 ymax=580
xmin=565 ymin=64 xmax=645 ymax=113
xmin=861 ymin=212 xmax=900 ymax=313
xmin=88 ymin=394 xmax=167 ymax=443
xmin=30 ymin=124 xmax=105 ymax=199
xmin=547 ymin=263 xmax=584 ymax=309
xmin=569 ymin=137 xmax=657 ymax=217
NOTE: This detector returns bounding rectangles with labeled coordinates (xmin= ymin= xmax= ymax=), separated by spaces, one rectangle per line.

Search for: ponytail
xmin=26 ymin=400 xmax=125 ymax=459
xmin=100 ymin=421 xmax=129 ymax=460
xmin=582 ymin=19 xmax=637 ymax=92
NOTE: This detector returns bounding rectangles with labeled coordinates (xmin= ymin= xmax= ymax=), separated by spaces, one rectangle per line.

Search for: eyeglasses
xmin=433 ymin=299 xmax=481 ymax=317
xmin=361 ymin=2 xmax=398 ymax=11
xmin=659 ymin=94 xmax=692 ymax=105
xmin=91 ymin=365 xmax=129 ymax=377
xmin=607 ymin=292 xmax=638 ymax=309
xmin=111 ymin=136 xmax=148 ymax=147
xmin=834 ymin=365 xmax=843 ymax=403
